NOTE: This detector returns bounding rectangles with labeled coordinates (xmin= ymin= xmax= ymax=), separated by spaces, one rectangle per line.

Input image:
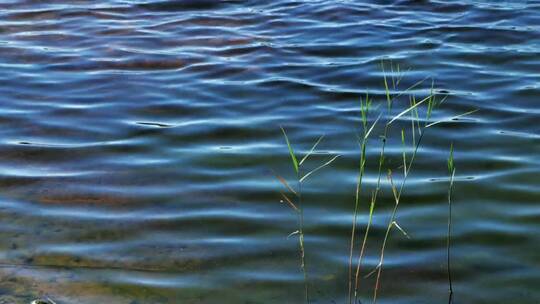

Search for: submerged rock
xmin=31 ymin=299 xmax=56 ymax=304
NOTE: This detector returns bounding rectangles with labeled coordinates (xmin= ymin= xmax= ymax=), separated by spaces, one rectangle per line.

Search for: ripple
xmin=0 ymin=0 xmax=538 ymax=303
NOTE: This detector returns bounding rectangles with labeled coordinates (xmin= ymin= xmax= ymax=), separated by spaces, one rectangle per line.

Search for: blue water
xmin=0 ymin=1 xmax=539 ymax=303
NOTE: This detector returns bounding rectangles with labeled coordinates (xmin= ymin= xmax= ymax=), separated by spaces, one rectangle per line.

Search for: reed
xmin=275 ymin=61 xmax=475 ymax=304
xmin=352 ymin=62 xmax=428 ymax=303
xmin=351 ymin=111 xmax=387 ymax=304
xmin=277 ymin=127 xmax=339 ymax=304
xmin=347 ymin=93 xmax=377 ymax=304
xmin=447 ymin=143 xmax=455 ymax=304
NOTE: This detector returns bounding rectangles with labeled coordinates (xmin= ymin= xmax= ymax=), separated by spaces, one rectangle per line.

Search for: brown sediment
xmin=36 ymin=193 xmax=130 ymax=206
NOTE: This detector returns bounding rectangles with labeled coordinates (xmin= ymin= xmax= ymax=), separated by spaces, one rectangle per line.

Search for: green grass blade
xmin=393 ymin=75 xmax=430 ymax=100
xmin=448 ymin=143 xmax=454 ymax=174
xmin=300 ymin=134 xmax=325 ymax=166
xmin=426 ymin=79 xmax=435 ymax=121
xmin=364 ymin=114 xmax=382 ymax=140
xmin=299 ymin=154 xmax=340 ymax=183
xmin=382 ymin=62 xmax=392 ymax=109
xmin=387 ymin=94 xmax=431 ymax=126
xmin=401 ymin=129 xmax=407 ymax=176
xmin=360 ymin=92 xmax=371 ymax=131
xmin=425 ymin=109 xmax=478 ymax=128
xmin=281 ymin=126 xmax=299 ymax=174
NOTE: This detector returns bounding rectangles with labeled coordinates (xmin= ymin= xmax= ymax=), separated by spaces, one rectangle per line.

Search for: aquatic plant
xmin=275 ymin=61 xmax=475 ymax=304
xmin=447 ymin=143 xmax=456 ymax=304
xmin=277 ymin=127 xmax=339 ymax=304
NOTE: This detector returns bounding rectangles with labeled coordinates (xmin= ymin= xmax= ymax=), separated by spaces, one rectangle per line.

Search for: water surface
xmin=0 ymin=1 xmax=539 ymax=303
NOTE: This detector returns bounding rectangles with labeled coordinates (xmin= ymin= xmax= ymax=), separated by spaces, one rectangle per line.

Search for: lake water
xmin=0 ymin=1 xmax=539 ymax=303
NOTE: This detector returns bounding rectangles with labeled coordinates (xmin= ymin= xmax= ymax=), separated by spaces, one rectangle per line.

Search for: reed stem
xmin=348 ymin=94 xmax=372 ymax=304
xmin=372 ymin=122 xmax=426 ymax=303
xmin=298 ymin=170 xmax=310 ymax=304
xmin=447 ymin=144 xmax=455 ymax=304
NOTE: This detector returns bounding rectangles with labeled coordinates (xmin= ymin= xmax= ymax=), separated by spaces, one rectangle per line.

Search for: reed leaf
xmin=426 ymin=109 xmax=478 ymax=128
xmin=281 ymin=126 xmax=299 ymax=173
xmin=300 ymin=134 xmax=325 ymax=166
xmin=280 ymin=192 xmax=299 ymax=212
xmin=275 ymin=174 xmax=298 ymax=197
xmin=299 ymin=154 xmax=340 ymax=183
xmin=387 ymin=94 xmax=432 ymax=126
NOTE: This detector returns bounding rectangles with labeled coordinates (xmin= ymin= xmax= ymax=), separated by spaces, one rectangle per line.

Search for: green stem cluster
xmin=276 ymin=61 xmax=474 ymax=304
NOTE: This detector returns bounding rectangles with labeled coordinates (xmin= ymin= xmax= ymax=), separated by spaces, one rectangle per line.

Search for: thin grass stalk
xmin=447 ymin=144 xmax=455 ymax=304
xmin=352 ymin=190 xmax=375 ymax=302
xmin=297 ymin=170 xmax=310 ymax=304
xmin=349 ymin=142 xmax=365 ymax=304
xmin=277 ymin=69 xmax=463 ymax=304
xmin=371 ymin=89 xmax=465 ymax=301
xmin=372 ymin=122 xmax=427 ymax=304
xmin=363 ymin=73 xmax=434 ymax=303
xmin=347 ymin=95 xmax=371 ymax=304
xmin=381 ymin=61 xmax=392 ymax=110
xmin=371 ymin=170 xmax=400 ymax=299
xmin=352 ymin=123 xmax=389 ymax=303
xmin=279 ymin=128 xmax=340 ymax=304
xmin=410 ymin=94 xmax=421 ymax=146
xmin=280 ymin=127 xmax=310 ymax=303
xmin=347 ymin=140 xmax=367 ymax=304
xmin=353 ymin=77 xmax=402 ymax=301
xmin=390 ymin=60 xmax=396 ymax=90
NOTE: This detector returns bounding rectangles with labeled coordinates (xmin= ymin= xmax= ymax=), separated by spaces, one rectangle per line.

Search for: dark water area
xmin=0 ymin=0 xmax=539 ymax=303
